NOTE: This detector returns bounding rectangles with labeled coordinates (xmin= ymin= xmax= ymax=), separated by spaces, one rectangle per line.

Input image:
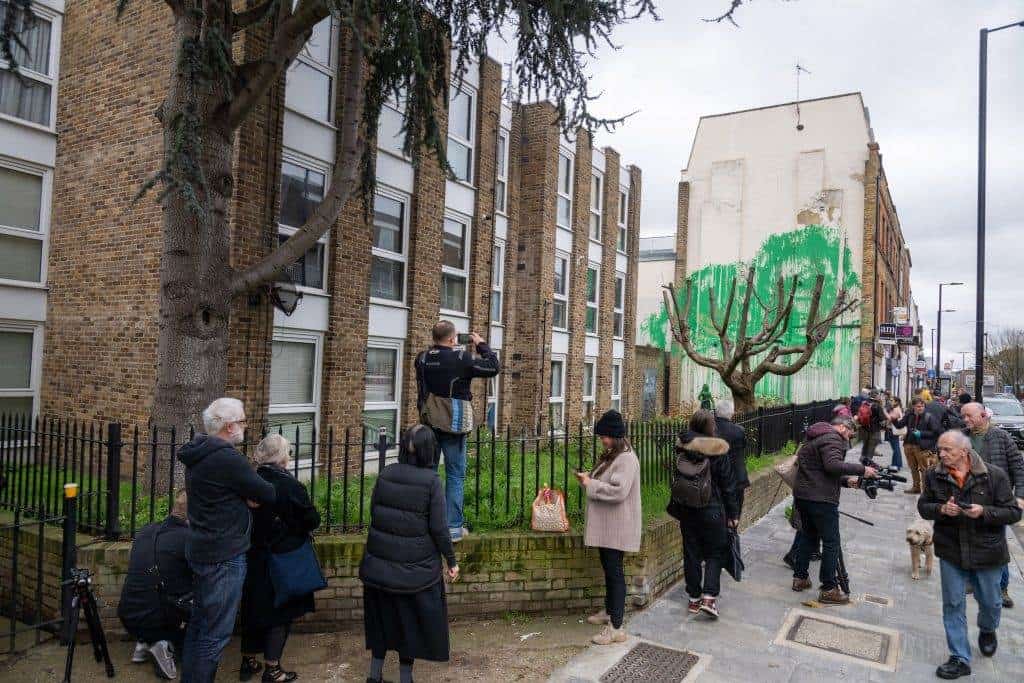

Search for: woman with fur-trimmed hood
xmin=667 ymin=409 xmax=740 ymax=619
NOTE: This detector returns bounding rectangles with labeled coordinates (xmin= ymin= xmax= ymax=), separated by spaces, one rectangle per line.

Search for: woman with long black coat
xmin=239 ymin=434 xmax=321 ymax=683
xmin=360 ymin=424 xmax=459 ymax=683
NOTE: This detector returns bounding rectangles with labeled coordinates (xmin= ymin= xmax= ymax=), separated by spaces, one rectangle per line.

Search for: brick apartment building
xmin=11 ymin=1 xmax=642 ymax=453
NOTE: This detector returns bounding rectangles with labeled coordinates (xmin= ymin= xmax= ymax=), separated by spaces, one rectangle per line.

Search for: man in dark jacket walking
xmin=791 ymin=418 xmax=877 ymax=603
xmin=961 ymin=402 xmax=1024 ymax=609
xmin=894 ymin=397 xmax=942 ymax=494
xmin=178 ymin=398 xmax=277 ymax=683
xmin=714 ymin=398 xmax=749 ymax=516
xmin=918 ymin=430 xmax=1022 ymax=679
xmin=858 ymin=390 xmax=888 ymax=465
xmin=416 ymin=320 xmax=500 ymax=542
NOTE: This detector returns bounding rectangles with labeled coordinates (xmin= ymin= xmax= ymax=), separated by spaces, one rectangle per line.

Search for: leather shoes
xmin=792 ymin=578 xmax=812 ymax=592
xmin=936 ymin=656 xmax=971 ymax=679
xmin=1002 ymin=588 xmax=1014 ymax=608
xmin=818 ymin=587 xmax=850 ymax=604
xmin=979 ymin=630 xmax=997 ymax=657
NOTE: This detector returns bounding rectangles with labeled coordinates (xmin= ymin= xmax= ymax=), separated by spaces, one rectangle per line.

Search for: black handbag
xmin=723 ymin=528 xmax=745 ymax=582
xmin=267 ymin=538 xmax=327 ymax=608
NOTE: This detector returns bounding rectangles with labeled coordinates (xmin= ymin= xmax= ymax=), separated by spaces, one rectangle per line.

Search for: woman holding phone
xmin=576 ymin=410 xmax=641 ymax=646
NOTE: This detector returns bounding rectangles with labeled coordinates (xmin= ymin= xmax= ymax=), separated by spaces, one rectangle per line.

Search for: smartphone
xmin=457 ymin=333 xmax=473 ymax=345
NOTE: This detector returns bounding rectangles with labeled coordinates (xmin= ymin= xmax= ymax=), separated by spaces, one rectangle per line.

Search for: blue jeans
xmin=885 ymin=433 xmax=903 ymax=469
xmin=939 ymin=558 xmax=1002 ymax=665
xmin=436 ymin=432 xmax=467 ymax=539
xmin=1001 ymin=564 xmax=1009 ymax=592
xmin=182 ymin=553 xmax=247 ymax=683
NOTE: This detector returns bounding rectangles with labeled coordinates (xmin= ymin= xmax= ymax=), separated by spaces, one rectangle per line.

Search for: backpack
xmin=671 ymin=456 xmax=713 ymax=508
xmin=856 ymin=401 xmax=872 ymax=428
xmin=416 ymin=351 xmax=474 ymax=434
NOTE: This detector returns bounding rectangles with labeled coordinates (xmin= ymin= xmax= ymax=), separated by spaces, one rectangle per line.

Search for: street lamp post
xmin=977 ymin=19 xmax=1024 ymax=400
xmin=935 ymin=282 xmax=963 ymax=385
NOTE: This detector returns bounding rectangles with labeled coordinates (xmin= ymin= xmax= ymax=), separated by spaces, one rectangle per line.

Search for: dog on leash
xmin=906 ymin=519 xmax=934 ymax=580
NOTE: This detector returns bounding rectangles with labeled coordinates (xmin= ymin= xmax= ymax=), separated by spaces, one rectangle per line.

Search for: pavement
xmin=552 ymin=443 xmax=1024 ymax=682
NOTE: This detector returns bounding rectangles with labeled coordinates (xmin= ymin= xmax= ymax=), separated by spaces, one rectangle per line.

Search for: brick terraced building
xmin=24 ymin=2 xmax=642 ymax=457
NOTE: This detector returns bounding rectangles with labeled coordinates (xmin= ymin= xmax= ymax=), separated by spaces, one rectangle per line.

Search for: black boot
xmin=935 ymin=657 xmax=971 ymax=679
xmin=240 ymin=657 xmax=263 ymax=682
xmin=979 ymin=630 xmax=997 ymax=657
xmin=262 ymin=664 xmax=298 ymax=682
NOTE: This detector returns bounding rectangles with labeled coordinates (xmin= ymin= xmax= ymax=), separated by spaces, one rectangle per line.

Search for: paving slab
xmin=550 ymin=443 xmax=1024 ymax=682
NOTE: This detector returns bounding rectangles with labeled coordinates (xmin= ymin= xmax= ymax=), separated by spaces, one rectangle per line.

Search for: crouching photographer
xmin=790 ymin=417 xmax=877 ymax=604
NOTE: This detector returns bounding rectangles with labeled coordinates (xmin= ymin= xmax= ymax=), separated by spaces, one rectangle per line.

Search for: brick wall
xmin=595 ymin=149 xmax=621 ymax=411
xmin=860 ymin=143 xmax=881 ymax=390
xmin=565 ymin=130 xmax=593 ymax=427
xmin=668 ymin=181 xmax=691 ymax=415
xmin=622 ymin=165 xmax=642 ymax=417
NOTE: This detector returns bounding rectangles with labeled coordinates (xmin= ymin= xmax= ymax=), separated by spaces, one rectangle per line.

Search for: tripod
xmin=62 ymin=567 xmax=115 ymax=682
xmin=832 ymin=510 xmax=874 ymax=596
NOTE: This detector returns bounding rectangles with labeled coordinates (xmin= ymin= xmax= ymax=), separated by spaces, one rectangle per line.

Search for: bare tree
xmin=2 ymin=0 xmax=657 ymax=433
xmin=662 ymin=266 xmax=859 ymax=413
xmin=986 ymin=328 xmax=1024 ymax=395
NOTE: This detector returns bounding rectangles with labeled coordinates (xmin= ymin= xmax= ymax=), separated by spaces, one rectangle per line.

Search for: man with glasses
xmin=178 ymin=398 xmax=277 ymax=683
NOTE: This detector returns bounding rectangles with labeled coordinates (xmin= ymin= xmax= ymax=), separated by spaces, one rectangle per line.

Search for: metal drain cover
xmin=774 ymin=608 xmax=900 ymax=672
xmin=599 ymin=642 xmax=699 ymax=682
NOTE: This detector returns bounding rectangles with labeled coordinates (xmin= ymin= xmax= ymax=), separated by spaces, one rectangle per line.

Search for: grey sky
xmin=552 ymin=0 xmax=1023 ymax=374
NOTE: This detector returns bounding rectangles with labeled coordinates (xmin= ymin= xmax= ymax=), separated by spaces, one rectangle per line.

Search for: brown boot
xmin=792 ymin=578 xmax=812 ymax=592
xmin=818 ymin=587 xmax=850 ymax=604
xmin=905 ymin=467 xmax=921 ymax=494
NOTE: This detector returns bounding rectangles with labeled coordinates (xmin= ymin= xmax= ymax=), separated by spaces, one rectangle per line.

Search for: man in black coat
xmin=918 ymin=430 xmax=1022 ymax=679
xmin=714 ymin=398 xmax=749 ymax=516
xmin=119 ymin=490 xmax=192 ymax=679
xmin=858 ymin=390 xmax=888 ymax=465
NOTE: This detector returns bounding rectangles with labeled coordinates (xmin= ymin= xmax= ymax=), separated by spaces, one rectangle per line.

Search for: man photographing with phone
xmin=416 ymin=320 xmax=501 ymax=542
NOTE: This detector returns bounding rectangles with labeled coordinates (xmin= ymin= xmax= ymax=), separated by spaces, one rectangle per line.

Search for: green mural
xmin=641 ymin=224 xmax=861 ymax=401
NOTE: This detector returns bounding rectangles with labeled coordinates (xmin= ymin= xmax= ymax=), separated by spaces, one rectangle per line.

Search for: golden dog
xmin=906 ymin=518 xmax=934 ymax=580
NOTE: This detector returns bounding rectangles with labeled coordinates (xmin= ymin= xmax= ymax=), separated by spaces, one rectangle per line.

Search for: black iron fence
xmin=0 ymin=401 xmax=836 ymax=540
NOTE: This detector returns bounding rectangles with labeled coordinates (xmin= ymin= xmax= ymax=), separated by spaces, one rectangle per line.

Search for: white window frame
xmin=494 ymin=128 xmax=510 ymax=215
xmin=549 ymin=355 xmax=566 ymax=433
xmin=617 ymin=187 xmax=629 ymax=253
xmin=582 ymin=358 xmax=596 ymax=424
xmin=556 ymin=152 xmax=573 ymax=229
xmin=585 ymin=263 xmax=600 ymax=336
xmin=363 ymin=337 xmax=404 ymax=456
xmin=268 ymin=329 xmax=323 ymax=467
xmin=490 ymin=240 xmax=505 ymax=324
xmin=589 ymin=171 xmax=603 ymax=243
xmin=0 ymin=3 xmax=61 ymax=132
xmin=486 ymin=374 xmax=500 ymax=431
xmin=611 ymin=360 xmax=622 ymax=413
xmin=447 ymin=85 xmax=476 ymax=185
xmin=377 ymin=95 xmax=412 ymax=161
xmin=0 ymin=321 xmax=43 ymax=420
xmin=278 ymin=151 xmax=331 ymax=295
xmin=552 ymin=252 xmax=570 ymax=331
xmin=369 ymin=185 xmax=410 ymax=306
xmin=440 ymin=211 xmax=472 ymax=315
xmin=613 ymin=273 xmax=626 ymax=339
xmin=284 ymin=10 xmax=338 ymax=124
xmin=0 ymin=156 xmax=51 ymax=288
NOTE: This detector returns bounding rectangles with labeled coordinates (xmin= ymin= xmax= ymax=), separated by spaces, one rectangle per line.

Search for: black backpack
xmin=671 ymin=456 xmax=713 ymax=508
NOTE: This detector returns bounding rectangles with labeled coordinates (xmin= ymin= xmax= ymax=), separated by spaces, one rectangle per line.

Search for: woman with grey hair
xmin=239 ymin=434 xmax=321 ymax=682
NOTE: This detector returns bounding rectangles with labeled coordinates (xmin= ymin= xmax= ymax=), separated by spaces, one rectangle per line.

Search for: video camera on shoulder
xmin=857 ymin=465 xmax=907 ymax=499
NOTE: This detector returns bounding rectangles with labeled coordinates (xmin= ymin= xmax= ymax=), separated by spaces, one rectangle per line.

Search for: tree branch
xmin=707 ymin=277 xmax=736 ymax=360
xmin=663 ymin=283 xmax=726 ymax=373
xmin=233 ymin=0 xmax=278 ymax=33
xmin=230 ymin=22 xmax=367 ymax=296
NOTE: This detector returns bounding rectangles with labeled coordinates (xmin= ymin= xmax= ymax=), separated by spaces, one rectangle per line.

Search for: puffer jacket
xmin=667 ymin=432 xmax=739 ymax=521
xmin=964 ymin=425 xmax=1024 ymax=498
xmin=893 ymin=410 xmax=942 ymax=451
xmin=917 ymin=450 xmax=1022 ymax=570
xmin=793 ymin=422 xmax=864 ymax=505
xmin=359 ymin=462 xmax=456 ymax=593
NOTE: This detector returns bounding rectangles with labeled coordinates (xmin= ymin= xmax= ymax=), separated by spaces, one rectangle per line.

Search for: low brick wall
xmin=1 ymin=464 xmax=790 ymax=636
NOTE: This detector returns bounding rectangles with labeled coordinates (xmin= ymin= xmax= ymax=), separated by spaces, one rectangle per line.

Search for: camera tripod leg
xmin=82 ymin=588 xmax=115 ymax=677
xmin=836 ymin=546 xmax=851 ymax=595
xmin=62 ymin=597 xmax=81 ymax=683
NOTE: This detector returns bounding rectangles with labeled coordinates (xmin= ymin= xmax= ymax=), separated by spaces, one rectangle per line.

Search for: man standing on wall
xmin=416 ymin=321 xmax=501 ymax=542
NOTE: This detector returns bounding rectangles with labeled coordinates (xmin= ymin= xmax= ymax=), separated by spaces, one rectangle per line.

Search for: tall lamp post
xmin=936 ymin=281 xmax=963 ymax=384
xmin=977 ymin=19 xmax=1024 ymax=400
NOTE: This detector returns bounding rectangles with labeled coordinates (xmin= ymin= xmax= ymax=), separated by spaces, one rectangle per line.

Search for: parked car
xmin=987 ymin=397 xmax=1024 ymax=449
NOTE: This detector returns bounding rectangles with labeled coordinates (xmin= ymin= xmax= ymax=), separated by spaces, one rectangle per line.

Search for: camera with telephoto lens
xmin=857 ymin=465 xmax=907 ymax=499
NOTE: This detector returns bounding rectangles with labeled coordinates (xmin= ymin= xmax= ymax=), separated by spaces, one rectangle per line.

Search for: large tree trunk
xmin=728 ymin=384 xmax=757 ymax=415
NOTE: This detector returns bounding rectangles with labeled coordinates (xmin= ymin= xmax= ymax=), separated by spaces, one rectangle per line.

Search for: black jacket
xmin=178 ymin=435 xmax=276 ymax=564
xmin=918 ymin=451 xmax=1022 ymax=570
xmin=416 ymin=343 xmax=500 ymax=408
xmin=964 ymin=425 xmax=1024 ymax=498
xmin=715 ymin=417 xmax=749 ymax=490
xmin=793 ymin=422 xmax=865 ymax=505
xmin=926 ymin=400 xmax=964 ymax=431
xmin=359 ymin=463 xmax=456 ymax=593
xmin=667 ymin=432 xmax=740 ymax=521
xmin=117 ymin=516 xmax=192 ymax=642
xmin=893 ymin=410 xmax=942 ymax=451
xmin=241 ymin=465 xmax=321 ymax=629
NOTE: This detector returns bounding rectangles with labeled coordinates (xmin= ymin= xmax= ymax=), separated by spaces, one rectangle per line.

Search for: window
xmin=285 ymin=14 xmax=336 ymax=121
xmin=441 ymin=216 xmax=470 ymax=312
xmin=585 ymin=265 xmax=599 ymax=334
xmin=0 ymin=163 xmax=46 ymax=283
xmin=611 ymin=361 xmax=622 ymax=412
xmin=613 ymin=274 xmax=625 ymax=338
xmin=556 ymin=153 xmax=573 ymax=228
xmin=549 ymin=358 xmax=565 ymax=432
xmin=552 ymin=254 xmax=569 ymax=330
xmin=377 ymin=102 xmax=407 ymax=156
xmin=0 ymin=4 xmax=54 ymax=127
xmin=494 ymin=130 xmax=509 ymax=214
xmin=278 ymin=158 xmax=328 ymax=290
xmin=582 ymin=360 xmax=596 ymax=425
xmin=371 ymin=192 xmax=408 ymax=303
xmin=617 ymin=188 xmax=629 ymax=252
xmin=0 ymin=328 xmax=36 ymax=418
xmin=269 ymin=333 xmax=321 ymax=461
xmin=363 ymin=342 xmax=402 ymax=452
xmin=589 ymin=173 xmax=603 ymax=241
xmin=447 ymin=88 xmax=474 ymax=182
xmin=490 ymin=241 xmax=504 ymax=324
xmin=486 ymin=375 xmax=500 ymax=431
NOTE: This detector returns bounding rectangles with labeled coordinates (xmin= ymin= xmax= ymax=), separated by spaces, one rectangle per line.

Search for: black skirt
xmin=362 ymin=582 xmax=450 ymax=662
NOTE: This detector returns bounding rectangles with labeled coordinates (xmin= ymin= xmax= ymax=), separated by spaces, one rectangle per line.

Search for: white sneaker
xmin=591 ymin=625 xmax=627 ymax=645
xmin=587 ymin=610 xmax=611 ymax=625
xmin=131 ymin=642 xmax=149 ymax=664
xmin=149 ymin=640 xmax=177 ymax=679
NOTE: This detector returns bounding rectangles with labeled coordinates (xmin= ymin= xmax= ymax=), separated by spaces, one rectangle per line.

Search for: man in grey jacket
xmin=961 ymin=402 xmax=1024 ymax=608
